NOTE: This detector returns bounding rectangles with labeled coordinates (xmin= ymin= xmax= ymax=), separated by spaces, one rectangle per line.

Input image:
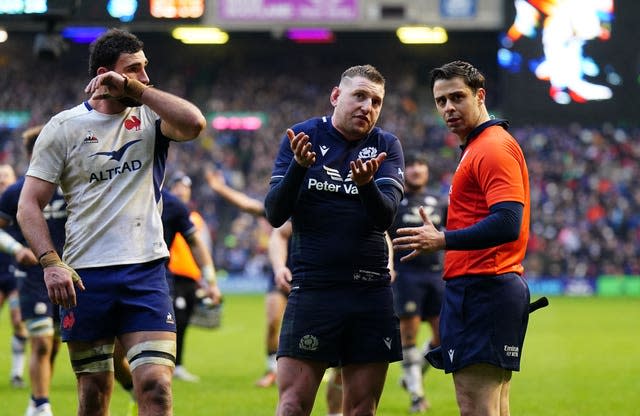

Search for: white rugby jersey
xmin=27 ymin=101 xmax=171 ymax=268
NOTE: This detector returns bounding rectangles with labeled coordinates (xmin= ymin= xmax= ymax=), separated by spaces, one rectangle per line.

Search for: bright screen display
xmin=498 ymin=0 xmax=639 ymax=125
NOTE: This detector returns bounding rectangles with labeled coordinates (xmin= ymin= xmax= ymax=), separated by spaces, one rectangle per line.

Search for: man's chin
xmin=117 ymin=97 xmax=143 ymax=107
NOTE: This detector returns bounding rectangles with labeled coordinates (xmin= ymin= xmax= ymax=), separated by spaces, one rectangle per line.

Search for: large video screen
xmin=498 ymin=0 xmax=639 ymax=125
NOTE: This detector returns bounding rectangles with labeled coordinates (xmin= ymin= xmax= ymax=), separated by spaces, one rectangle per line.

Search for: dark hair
xmin=22 ymin=124 xmax=44 ymax=155
xmin=341 ymin=64 xmax=385 ymax=86
xmin=88 ymin=28 xmax=144 ymax=77
xmin=404 ymin=152 xmax=428 ymax=167
xmin=429 ymin=60 xmax=485 ymax=94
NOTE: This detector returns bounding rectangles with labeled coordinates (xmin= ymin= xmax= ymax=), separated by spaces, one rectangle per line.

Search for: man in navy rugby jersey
xmin=388 ymin=154 xmax=445 ymax=413
xmin=0 ymin=163 xmax=32 ymax=389
xmin=265 ymin=64 xmax=405 ymax=416
xmin=0 ymin=125 xmax=66 ymax=416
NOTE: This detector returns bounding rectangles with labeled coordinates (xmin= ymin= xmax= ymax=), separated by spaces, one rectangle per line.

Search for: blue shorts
xmin=392 ymin=269 xmax=444 ymax=319
xmin=277 ymin=285 xmax=402 ymax=367
xmin=16 ymin=266 xmax=58 ymax=321
xmin=60 ymin=259 xmax=176 ymax=342
xmin=0 ymin=268 xmax=17 ymax=295
xmin=439 ymin=273 xmax=530 ymax=373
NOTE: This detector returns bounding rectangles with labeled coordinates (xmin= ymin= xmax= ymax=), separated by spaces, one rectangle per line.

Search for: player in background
xmin=269 ymin=221 xmax=344 ymax=416
xmin=165 ymin=171 xmax=221 ymax=382
xmin=0 ymin=163 xmax=34 ymax=389
xmin=0 ymin=126 xmax=65 ymax=416
xmin=265 ymin=64 xmax=405 ymax=416
xmin=393 ymin=60 xmax=531 ymax=416
xmin=206 ymin=168 xmax=343 ymax=413
xmin=204 ymin=168 xmax=280 ymax=387
xmin=387 ymin=154 xmax=445 ymax=413
xmin=16 ymin=28 xmax=206 ymax=416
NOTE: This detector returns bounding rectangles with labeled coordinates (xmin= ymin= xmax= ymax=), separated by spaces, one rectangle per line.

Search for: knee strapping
xmin=25 ymin=317 xmax=54 ymax=337
xmin=126 ymin=340 xmax=176 ymax=372
xmin=70 ymin=344 xmax=115 ymax=374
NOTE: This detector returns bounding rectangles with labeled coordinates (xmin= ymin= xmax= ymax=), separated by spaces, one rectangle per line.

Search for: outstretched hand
xmin=287 ymin=129 xmax=316 ymax=168
xmin=392 ymin=206 xmax=446 ymax=262
xmin=350 ymin=152 xmax=387 ymax=186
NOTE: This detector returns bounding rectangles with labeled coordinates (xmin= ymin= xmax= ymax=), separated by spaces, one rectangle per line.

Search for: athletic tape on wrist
xmin=39 ymin=251 xmax=83 ymax=284
xmin=122 ymin=74 xmax=149 ymax=100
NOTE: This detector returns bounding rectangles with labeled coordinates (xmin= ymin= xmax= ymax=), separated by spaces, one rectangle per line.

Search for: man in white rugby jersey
xmin=17 ymin=28 xmax=206 ymax=416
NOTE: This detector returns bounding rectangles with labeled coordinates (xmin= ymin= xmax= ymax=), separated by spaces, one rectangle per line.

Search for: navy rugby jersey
xmin=0 ymin=176 xmax=67 ymax=285
xmin=267 ymin=116 xmax=405 ymax=288
xmin=389 ymin=190 xmax=445 ymax=273
xmin=160 ymin=189 xmax=196 ymax=249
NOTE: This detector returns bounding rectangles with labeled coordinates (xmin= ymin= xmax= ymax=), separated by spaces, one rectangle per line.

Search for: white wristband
xmin=201 ymin=264 xmax=216 ymax=284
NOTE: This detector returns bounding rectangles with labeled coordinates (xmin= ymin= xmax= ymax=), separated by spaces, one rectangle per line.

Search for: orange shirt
xmin=444 ymin=125 xmax=530 ymax=279
xmin=168 ymin=211 xmax=206 ymax=280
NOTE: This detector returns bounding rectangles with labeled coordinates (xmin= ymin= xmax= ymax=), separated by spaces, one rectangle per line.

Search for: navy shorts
xmin=392 ymin=269 xmax=444 ymax=319
xmin=278 ymin=285 xmax=402 ymax=367
xmin=439 ymin=273 xmax=530 ymax=373
xmin=0 ymin=269 xmax=17 ymax=295
xmin=60 ymin=259 xmax=176 ymax=342
xmin=16 ymin=267 xmax=58 ymax=321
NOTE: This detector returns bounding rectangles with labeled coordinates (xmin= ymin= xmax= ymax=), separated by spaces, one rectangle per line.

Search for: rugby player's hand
xmin=205 ymin=283 xmax=223 ymax=306
xmin=85 ymin=70 xmax=127 ymax=100
xmin=350 ymin=152 xmax=387 ymax=186
xmin=40 ymin=251 xmax=85 ymax=309
xmin=392 ymin=206 xmax=446 ymax=262
xmin=287 ymin=129 xmax=316 ymax=168
xmin=274 ymin=266 xmax=292 ymax=294
xmin=14 ymin=246 xmax=38 ymax=266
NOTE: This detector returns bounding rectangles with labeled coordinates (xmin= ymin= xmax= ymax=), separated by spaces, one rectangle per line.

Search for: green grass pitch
xmin=1 ymin=294 xmax=638 ymax=415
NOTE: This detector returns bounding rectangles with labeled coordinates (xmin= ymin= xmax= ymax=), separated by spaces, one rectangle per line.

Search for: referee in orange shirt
xmin=393 ymin=61 xmax=531 ymax=416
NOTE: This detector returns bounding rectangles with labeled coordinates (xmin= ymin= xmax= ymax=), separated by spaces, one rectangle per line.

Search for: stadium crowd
xmin=1 ymin=32 xmax=639 ymax=281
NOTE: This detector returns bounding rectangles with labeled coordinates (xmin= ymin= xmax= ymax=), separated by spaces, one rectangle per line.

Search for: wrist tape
xmin=39 ymin=251 xmax=82 ymax=284
xmin=122 ymin=75 xmax=149 ymax=100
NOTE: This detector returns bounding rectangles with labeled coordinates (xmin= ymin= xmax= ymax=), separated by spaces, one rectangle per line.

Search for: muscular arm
xmin=16 ymin=176 xmax=57 ymax=258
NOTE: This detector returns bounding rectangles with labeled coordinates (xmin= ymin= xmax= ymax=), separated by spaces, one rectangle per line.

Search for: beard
xmin=117 ymin=96 xmax=143 ymax=107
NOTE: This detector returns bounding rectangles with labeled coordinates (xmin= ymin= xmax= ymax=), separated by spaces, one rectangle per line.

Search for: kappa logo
xmin=383 ymin=337 xmax=392 ymax=350
xmin=83 ymin=131 xmax=99 ymax=144
xmin=90 ymin=139 xmax=141 ymax=162
xmin=320 ymin=145 xmax=330 ymax=156
xmin=323 ymin=165 xmax=353 ymax=182
xmin=448 ymin=349 xmax=455 ymax=363
xmin=124 ymin=115 xmax=141 ymax=130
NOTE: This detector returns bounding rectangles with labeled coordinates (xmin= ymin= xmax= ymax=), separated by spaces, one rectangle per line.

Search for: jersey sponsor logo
xmin=90 ymin=139 xmax=141 ymax=162
xmin=83 ymin=130 xmax=99 ymax=144
xmin=307 ymin=165 xmax=358 ymax=194
xmin=299 ymin=334 xmax=319 ymax=351
xmin=89 ymin=160 xmax=142 ymax=183
xmin=358 ymin=146 xmax=378 ymax=160
xmin=124 ymin=115 xmax=142 ymax=131
xmin=504 ymin=345 xmax=519 ymax=357
xmin=320 ymin=145 xmax=330 ymax=156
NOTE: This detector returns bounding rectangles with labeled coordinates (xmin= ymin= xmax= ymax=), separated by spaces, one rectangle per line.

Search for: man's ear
xmin=330 ymin=86 xmax=340 ymax=107
xmin=476 ymin=88 xmax=486 ymax=105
